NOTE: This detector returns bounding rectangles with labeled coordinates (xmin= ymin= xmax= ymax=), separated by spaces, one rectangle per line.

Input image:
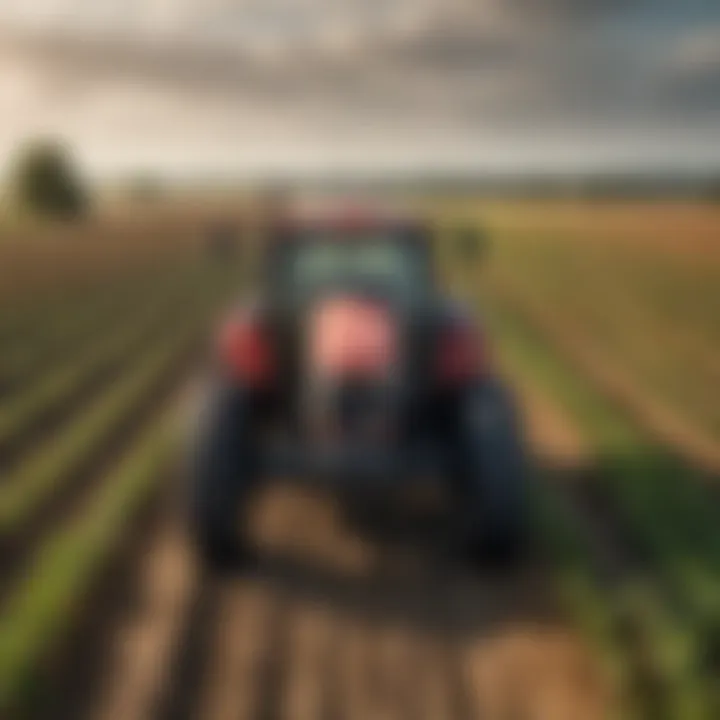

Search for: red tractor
xmin=188 ymin=205 xmax=528 ymax=572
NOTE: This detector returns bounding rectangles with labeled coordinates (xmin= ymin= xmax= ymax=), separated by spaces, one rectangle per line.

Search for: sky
xmin=0 ymin=0 xmax=719 ymax=177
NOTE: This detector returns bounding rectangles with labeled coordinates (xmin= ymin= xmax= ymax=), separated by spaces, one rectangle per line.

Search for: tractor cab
xmin=259 ymin=211 xmax=440 ymax=439
xmin=262 ymin=210 xmax=435 ymax=304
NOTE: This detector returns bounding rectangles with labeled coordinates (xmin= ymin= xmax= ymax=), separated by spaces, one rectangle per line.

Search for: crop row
xmin=0 ymin=267 xmax=215 ymax=455
xmin=0 ymin=262 xmax=198 ymax=394
xmin=442 ymin=231 xmax=720 ymax=716
xmin=0 ymin=262 xmax=178 ymax=350
xmin=0 ymin=407 xmax=177 ymax=717
xmin=0 ymin=261 xmax=246 ymax=716
xmin=487 ymin=287 xmax=720 ymax=717
xmin=488 ymin=232 xmax=720 ymax=441
xmin=535 ymin=477 xmax=710 ymax=720
xmin=0 ymin=268 xmax=238 ymax=539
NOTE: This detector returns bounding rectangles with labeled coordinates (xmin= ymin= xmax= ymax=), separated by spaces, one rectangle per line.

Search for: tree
xmin=10 ymin=139 xmax=89 ymax=219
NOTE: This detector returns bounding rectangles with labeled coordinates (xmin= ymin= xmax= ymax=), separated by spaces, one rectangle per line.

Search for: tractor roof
xmin=270 ymin=200 xmax=427 ymax=237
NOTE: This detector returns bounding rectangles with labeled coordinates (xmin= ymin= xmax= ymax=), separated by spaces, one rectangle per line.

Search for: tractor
xmin=188 ymin=204 xmax=528 ymax=572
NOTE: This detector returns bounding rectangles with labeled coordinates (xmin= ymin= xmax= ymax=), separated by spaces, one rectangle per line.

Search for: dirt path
xmin=87 ymin=493 xmax=607 ymax=720
xmin=74 ymin=382 xmax=609 ymax=720
xmin=87 ymin=513 xmax=198 ymax=720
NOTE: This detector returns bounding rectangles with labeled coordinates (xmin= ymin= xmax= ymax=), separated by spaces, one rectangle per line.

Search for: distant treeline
xmin=243 ymin=173 xmax=720 ymax=201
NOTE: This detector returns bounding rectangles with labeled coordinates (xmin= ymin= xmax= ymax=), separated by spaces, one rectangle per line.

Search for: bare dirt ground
xmin=66 ymin=382 xmax=610 ymax=720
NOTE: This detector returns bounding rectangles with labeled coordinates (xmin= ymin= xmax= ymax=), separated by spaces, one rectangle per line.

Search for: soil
xmin=42 ymin=380 xmax=611 ymax=720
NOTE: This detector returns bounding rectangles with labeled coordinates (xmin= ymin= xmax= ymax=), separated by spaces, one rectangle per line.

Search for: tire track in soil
xmin=279 ymin=601 xmax=335 ymax=720
xmin=74 ymin=383 xmax=610 ymax=720
xmin=192 ymin=582 xmax=278 ymax=720
xmin=85 ymin=511 xmax=199 ymax=720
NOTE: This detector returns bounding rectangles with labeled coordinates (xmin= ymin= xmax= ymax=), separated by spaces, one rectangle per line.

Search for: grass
xmin=532 ymin=479 xmax=633 ymax=718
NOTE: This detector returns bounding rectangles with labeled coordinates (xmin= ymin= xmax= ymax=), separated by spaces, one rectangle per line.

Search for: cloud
xmin=505 ymin=0 xmax=632 ymax=20
xmin=666 ymin=29 xmax=720 ymax=77
xmin=649 ymin=30 xmax=720 ymax=115
xmin=0 ymin=0 xmax=719 ymax=172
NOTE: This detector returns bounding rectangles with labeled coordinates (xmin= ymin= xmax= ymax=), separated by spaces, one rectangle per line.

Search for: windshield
xmin=279 ymin=235 xmax=428 ymax=304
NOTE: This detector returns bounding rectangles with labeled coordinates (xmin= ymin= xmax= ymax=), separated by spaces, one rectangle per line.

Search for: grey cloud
xmin=505 ymin=0 xmax=634 ymax=18
xmin=0 ymin=30 xmax=314 ymax=99
xmin=666 ymin=29 xmax=720 ymax=76
xmin=382 ymin=27 xmax=529 ymax=70
xmin=639 ymin=29 xmax=720 ymax=117
xmin=0 ymin=0 xmax=719 ymax=171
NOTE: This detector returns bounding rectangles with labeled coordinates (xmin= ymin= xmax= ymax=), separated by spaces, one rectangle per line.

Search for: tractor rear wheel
xmin=188 ymin=382 xmax=257 ymax=574
xmin=452 ymin=378 xmax=529 ymax=571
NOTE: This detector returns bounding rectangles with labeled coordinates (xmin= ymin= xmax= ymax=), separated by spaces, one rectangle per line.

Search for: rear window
xmin=276 ymin=233 xmax=429 ymax=303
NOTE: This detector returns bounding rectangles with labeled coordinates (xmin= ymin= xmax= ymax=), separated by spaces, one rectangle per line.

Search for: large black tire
xmin=452 ymin=378 xmax=529 ymax=571
xmin=188 ymin=381 xmax=257 ymax=574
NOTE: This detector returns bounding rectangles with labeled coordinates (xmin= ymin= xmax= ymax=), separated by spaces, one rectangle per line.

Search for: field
xmin=0 ymin=199 xmax=719 ymax=719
